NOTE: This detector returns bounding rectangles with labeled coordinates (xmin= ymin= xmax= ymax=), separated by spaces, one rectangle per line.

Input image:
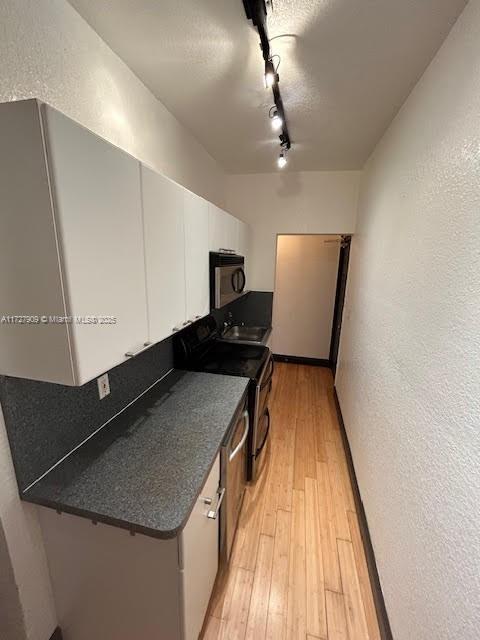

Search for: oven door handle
xmin=260 ymin=356 xmax=274 ymax=391
xmin=255 ymin=407 xmax=270 ymax=457
xmin=229 ymin=410 xmax=249 ymax=462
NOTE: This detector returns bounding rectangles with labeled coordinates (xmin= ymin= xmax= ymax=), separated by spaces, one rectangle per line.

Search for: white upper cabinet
xmin=237 ymin=220 xmax=251 ymax=266
xmin=0 ymin=100 xmax=149 ymax=385
xmin=184 ymin=192 xmax=210 ymax=320
xmin=44 ymin=106 xmax=149 ymax=384
xmin=0 ymin=99 xmax=249 ymax=385
xmin=142 ymin=167 xmax=187 ymax=343
xmin=208 ymin=204 xmax=239 ymax=254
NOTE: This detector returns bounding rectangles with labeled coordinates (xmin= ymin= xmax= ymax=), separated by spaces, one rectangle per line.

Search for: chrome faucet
xmin=223 ymin=312 xmax=233 ymax=332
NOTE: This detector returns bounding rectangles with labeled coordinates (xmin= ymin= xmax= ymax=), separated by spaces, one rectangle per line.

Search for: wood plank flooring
xmin=202 ymin=363 xmax=381 ymax=640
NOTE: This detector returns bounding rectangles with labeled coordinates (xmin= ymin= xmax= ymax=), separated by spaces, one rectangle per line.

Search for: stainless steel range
xmin=174 ymin=316 xmax=273 ymax=482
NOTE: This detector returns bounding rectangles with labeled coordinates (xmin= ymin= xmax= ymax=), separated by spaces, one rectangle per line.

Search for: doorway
xmin=271 ymin=235 xmax=341 ymax=363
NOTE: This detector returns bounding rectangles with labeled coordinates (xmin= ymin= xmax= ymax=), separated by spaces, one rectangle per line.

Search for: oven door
xmin=257 ymin=353 xmax=274 ymax=417
xmin=214 ymin=265 xmax=246 ymax=308
xmin=254 ymin=406 xmax=270 ymax=474
xmin=251 ymin=353 xmax=274 ymax=480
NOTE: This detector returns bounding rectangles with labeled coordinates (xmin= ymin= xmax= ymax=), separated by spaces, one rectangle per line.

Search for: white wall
xmin=336 ymin=1 xmax=480 ymax=638
xmin=0 ymin=1 xmax=226 ymax=639
xmin=272 ymin=235 xmax=340 ymax=359
xmin=226 ymin=171 xmax=360 ymax=291
xmin=0 ymin=0 xmax=225 ymax=208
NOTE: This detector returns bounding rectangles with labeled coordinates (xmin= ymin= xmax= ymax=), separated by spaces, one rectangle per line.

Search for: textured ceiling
xmin=67 ymin=0 xmax=466 ymax=173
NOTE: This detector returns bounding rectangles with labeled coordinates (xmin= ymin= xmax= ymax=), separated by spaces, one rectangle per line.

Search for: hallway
xmin=202 ymin=363 xmax=381 ymax=639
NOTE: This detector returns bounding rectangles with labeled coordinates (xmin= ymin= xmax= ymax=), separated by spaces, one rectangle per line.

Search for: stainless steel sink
xmin=221 ymin=325 xmax=270 ymax=344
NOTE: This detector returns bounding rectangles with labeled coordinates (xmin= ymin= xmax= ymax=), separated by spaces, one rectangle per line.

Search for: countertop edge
xmin=22 ymin=493 xmax=181 ymax=539
xmin=22 ymin=380 xmax=249 ymax=540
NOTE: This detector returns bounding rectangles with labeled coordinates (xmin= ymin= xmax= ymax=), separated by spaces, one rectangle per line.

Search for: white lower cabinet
xmin=179 ymin=456 xmax=220 ymax=640
xmin=38 ymin=456 xmax=220 ymax=640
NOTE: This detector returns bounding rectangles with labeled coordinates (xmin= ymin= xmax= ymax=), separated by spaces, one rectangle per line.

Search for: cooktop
xmin=192 ymin=342 xmax=268 ymax=380
xmin=174 ymin=316 xmax=269 ymax=381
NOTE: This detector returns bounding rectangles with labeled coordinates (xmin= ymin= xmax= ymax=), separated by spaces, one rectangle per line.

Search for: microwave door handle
xmin=231 ymin=269 xmax=239 ymax=293
xmin=231 ymin=268 xmax=245 ymax=294
xmin=237 ymin=268 xmax=246 ymax=293
xmin=229 ymin=410 xmax=249 ymax=462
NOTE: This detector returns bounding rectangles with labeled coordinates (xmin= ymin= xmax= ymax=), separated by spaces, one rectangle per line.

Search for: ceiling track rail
xmin=242 ymin=0 xmax=292 ymax=151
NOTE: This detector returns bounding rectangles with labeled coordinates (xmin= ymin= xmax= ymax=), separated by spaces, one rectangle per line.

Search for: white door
xmin=272 ymin=235 xmax=340 ymax=359
xmin=180 ymin=456 xmax=220 ymax=640
xmin=184 ymin=191 xmax=210 ymax=320
xmin=142 ymin=167 xmax=187 ymax=343
xmin=208 ymin=204 xmax=239 ymax=253
xmin=43 ymin=105 xmax=149 ymax=384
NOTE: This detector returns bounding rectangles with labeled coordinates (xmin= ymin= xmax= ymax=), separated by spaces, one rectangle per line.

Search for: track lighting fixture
xmin=243 ymin=0 xmax=292 ymax=166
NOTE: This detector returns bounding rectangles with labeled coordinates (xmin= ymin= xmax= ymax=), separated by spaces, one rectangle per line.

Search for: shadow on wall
xmin=276 ymin=171 xmax=302 ymax=198
xmin=0 ymin=519 xmax=25 ymax=640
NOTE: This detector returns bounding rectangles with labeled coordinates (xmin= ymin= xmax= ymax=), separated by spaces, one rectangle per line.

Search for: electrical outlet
xmin=97 ymin=373 xmax=110 ymax=400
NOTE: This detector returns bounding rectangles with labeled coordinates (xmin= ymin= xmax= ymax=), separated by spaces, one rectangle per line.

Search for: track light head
xmin=277 ymin=148 xmax=287 ymax=169
xmin=264 ymin=59 xmax=278 ymax=88
xmin=271 ymin=110 xmax=283 ymax=131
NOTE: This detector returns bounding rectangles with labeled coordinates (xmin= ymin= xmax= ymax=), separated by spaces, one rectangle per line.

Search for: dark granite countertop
xmin=23 ymin=370 xmax=249 ymax=539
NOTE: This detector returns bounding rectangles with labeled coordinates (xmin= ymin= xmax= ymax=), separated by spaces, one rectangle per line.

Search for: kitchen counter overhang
xmin=23 ymin=370 xmax=249 ymax=539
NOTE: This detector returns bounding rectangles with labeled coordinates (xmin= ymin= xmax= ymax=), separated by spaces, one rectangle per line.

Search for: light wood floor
xmin=201 ymin=362 xmax=381 ymax=640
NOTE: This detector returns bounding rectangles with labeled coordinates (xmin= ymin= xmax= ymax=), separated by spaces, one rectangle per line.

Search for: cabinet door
xmin=225 ymin=211 xmax=240 ymax=253
xmin=142 ymin=167 xmax=187 ymax=343
xmin=0 ymin=99 xmax=73 ymax=384
xmin=43 ymin=105 xmax=149 ymax=384
xmin=184 ymin=191 xmax=210 ymax=320
xmin=180 ymin=456 xmax=220 ymax=640
xmin=208 ymin=204 xmax=239 ymax=253
xmin=237 ymin=220 xmax=251 ymax=270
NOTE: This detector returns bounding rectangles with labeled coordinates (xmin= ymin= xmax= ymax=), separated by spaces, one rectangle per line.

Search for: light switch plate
xmin=97 ymin=373 xmax=110 ymax=399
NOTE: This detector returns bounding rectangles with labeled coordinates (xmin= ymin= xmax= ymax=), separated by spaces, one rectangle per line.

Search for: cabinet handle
xmin=172 ymin=320 xmax=193 ymax=333
xmin=207 ymin=487 xmax=226 ymax=520
xmin=125 ymin=342 xmax=153 ymax=358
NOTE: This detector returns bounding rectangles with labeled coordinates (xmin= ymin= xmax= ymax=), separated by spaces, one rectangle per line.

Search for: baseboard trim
xmin=49 ymin=627 xmax=63 ymax=640
xmin=333 ymin=387 xmax=393 ymax=640
xmin=273 ymin=353 xmax=331 ymax=368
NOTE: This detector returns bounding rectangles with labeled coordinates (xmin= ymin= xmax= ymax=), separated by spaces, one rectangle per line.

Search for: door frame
xmin=329 ymin=235 xmax=351 ymax=375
